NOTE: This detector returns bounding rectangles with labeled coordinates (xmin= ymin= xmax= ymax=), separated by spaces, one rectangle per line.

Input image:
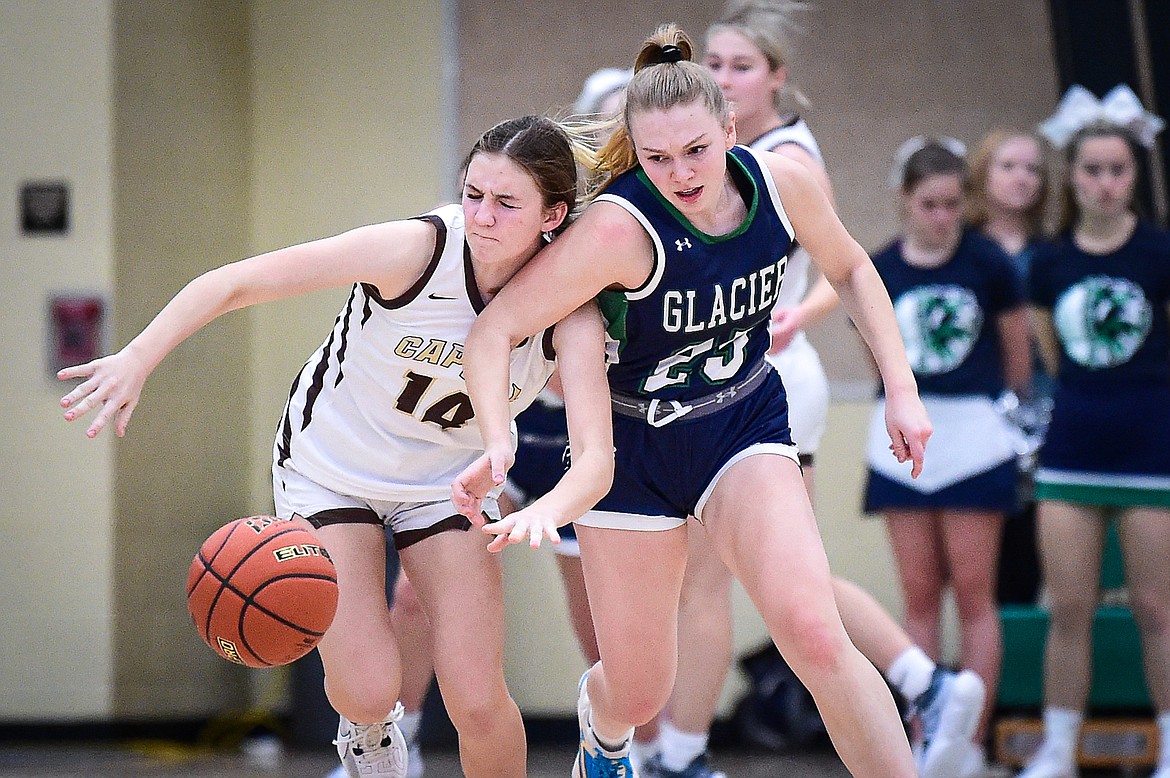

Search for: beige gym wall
xmin=3 ymin=0 xmax=444 ymax=721
xmin=1 ymin=0 xmax=116 ymax=720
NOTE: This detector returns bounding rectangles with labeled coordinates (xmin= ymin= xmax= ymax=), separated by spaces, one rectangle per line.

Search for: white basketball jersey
xmin=750 ymin=116 xmax=824 ymax=310
xmin=274 ymin=204 xmax=555 ymax=502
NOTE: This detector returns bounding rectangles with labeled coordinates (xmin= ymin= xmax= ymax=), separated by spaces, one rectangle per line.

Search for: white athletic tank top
xmin=750 ymin=116 xmax=823 ymax=310
xmin=274 ymin=203 xmax=555 ymax=502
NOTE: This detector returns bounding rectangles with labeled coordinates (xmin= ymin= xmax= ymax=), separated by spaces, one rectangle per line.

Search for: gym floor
xmin=0 ymin=742 xmax=853 ymax=777
xmin=0 ymin=741 xmax=1144 ymax=776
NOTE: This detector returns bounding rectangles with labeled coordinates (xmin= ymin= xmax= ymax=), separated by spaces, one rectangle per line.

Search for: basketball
xmin=186 ymin=516 xmax=338 ymax=668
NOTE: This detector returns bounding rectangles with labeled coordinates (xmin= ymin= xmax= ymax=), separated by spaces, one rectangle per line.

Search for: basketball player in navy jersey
xmin=626 ymin=5 xmax=986 ymax=778
xmin=455 ymin=24 xmax=930 ymax=778
xmin=59 ymin=116 xmax=614 ymax=778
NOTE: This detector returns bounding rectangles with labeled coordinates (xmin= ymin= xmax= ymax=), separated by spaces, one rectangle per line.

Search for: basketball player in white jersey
xmin=58 ymin=115 xmax=614 ymax=778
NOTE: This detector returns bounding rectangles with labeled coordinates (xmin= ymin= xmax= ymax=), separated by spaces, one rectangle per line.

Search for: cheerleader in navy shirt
xmin=1020 ymin=95 xmax=1170 ymax=778
xmin=865 ymin=139 xmax=1033 ymax=764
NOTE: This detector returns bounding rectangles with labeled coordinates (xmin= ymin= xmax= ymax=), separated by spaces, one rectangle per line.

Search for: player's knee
xmin=323 ymin=656 xmax=401 ymax=724
xmin=444 ymin=682 xmax=513 ymax=736
xmin=613 ymin=691 xmax=666 ymax=728
xmin=1127 ymin=586 xmax=1170 ymax=635
xmin=391 ymin=588 xmax=427 ymax=628
xmin=1046 ymin=589 xmax=1098 ymax=627
xmin=778 ymin=615 xmax=848 ymax=678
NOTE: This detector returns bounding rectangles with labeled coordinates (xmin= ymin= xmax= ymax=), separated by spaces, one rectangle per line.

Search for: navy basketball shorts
xmin=582 ymin=370 xmax=799 ymax=531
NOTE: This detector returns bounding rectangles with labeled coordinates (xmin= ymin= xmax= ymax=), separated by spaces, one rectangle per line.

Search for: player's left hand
xmin=884 ymin=389 xmax=931 ymax=479
xmin=481 ymin=506 xmax=562 ymax=553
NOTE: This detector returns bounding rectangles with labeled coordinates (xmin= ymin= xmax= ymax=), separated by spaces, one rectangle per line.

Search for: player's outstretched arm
xmin=58 ymin=219 xmax=437 ymax=438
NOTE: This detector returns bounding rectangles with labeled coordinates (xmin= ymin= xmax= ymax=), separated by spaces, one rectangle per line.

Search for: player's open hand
xmin=57 ymin=347 xmax=150 ymax=438
xmin=884 ymin=389 xmax=931 ymax=479
xmin=481 ymin=505 xmax=561 ymax=553
xmin=767 ymin=306 xmax=806 ymax=354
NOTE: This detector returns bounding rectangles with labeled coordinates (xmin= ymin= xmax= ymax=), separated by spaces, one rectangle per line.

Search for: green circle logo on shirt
xmin=1054 ymin=275 xmax=1151 ymax=369
xmin=894 ymin=285 xmax=983 ymax=375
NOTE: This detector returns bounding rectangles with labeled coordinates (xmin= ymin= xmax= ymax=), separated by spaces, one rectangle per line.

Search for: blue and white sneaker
xmin=333 ymin=702 xmax=409 ymax=778
xmin=913 ymin=669 xmax=985 ymax=778
xmin=640 ymin=751 xmax=726 ymax=778
xmin=572 ymin=671 xmax=637 ymax=778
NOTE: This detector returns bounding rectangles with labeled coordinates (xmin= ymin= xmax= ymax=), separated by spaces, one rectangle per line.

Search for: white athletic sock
xmin=1157 ymin=710 xmax=1170 ymax=770
xmin=658 ymin=720 xmax=709 ymax=772
xmin=1038 ymin=707 xmax=1083 ymax=763
xmin=887 ymin=646 xmax=936 ymax=704
xmin=399 ymin=710 xmax=422 ymax=745
xmin=629 ymin=736 xmax=657 ymax=772
xmin=588 ymin=711 xmax=633 ymax=753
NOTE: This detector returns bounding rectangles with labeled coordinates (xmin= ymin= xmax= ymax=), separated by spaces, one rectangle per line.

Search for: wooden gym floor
xmin=0 ymin=742 xmax=853 ymax=777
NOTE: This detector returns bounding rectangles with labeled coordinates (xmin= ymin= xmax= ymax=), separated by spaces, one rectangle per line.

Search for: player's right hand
xmin=57 ymin=347 xmax=149 ymax=439
xmin=485 ymin=442 xmax=514 ymax=488
xmin=452 ymin=454 xmax=493 ymax=525
xmin=767 ymin=306 xmax=805 ymax=354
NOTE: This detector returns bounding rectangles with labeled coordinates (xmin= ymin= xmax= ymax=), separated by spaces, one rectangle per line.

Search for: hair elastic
xmin=659 ymin=44 xmax=684 ymax=63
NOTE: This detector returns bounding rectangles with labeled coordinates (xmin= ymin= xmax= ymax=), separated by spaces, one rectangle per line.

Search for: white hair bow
xmin=1038 ymin=84 xmax=1165 ymax=149
xmin=887 ymin=135 xmax=967 ymax=189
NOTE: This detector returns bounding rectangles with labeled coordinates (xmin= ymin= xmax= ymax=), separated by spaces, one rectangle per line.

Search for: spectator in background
xmin=574 ymin=66 xmax=633 ymax=119
xmin=966 ymin=128 xmax=1054 ymax=608
xmin=967 ymin=128 xmax=1055 ymax=399
xmin=1020 ymin=85 xmax=1170 ymax=778
xmin=865 ymin=137 xmax=1033 ymax=776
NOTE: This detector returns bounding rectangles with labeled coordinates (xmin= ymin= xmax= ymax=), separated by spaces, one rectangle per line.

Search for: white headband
xmin=573 ymin=67 xmax=633 ymax=115
xmin=887 ymin=135 xmax=967 ymax=190
xmin=1038 ymin=84 xmax=1165 ymax=149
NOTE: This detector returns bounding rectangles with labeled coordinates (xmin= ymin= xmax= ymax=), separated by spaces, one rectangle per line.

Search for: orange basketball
xmin=186 ymin=516 xmax=338 ymax=668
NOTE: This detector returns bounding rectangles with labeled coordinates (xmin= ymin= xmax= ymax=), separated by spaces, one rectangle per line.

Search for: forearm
xmin=464 ymin=322 xmax=521 ymax=452
xmin=1032 ymin=308 xmax=1061 ymax=378
xmin=999 ymin=308 xmax=1033 ymax=397
xmin=833 ymin=261 xmax=917 ymax=397
xmin=524 ymin=447 xmax=614 ymax=527
xmin=123 ymin=269 xmax=246 ymax=373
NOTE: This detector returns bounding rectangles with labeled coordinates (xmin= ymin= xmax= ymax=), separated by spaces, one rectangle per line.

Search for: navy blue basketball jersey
xmin=595 ymin=146 xmax=794 ymax=401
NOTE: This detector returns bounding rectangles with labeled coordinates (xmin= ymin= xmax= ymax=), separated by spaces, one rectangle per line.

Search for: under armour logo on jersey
xmin=675 ymin=238 xmax=692 ymax=251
